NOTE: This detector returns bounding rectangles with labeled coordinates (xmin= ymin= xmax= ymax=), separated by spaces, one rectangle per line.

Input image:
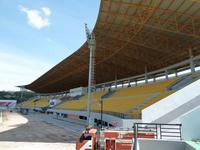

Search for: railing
xmin=75 ymin=109 xmax=141 ymax=119
xmin=96 ymin=54 xmax=200 ymax=88
xmin=133 ymin=123 xmax=182 ymax=140
xmin=100 ymin=111 xmax=141 ymax=119
xmin=133 ymin=123 xmax=182 ymax=150
xmin=51 ymin=108 xmax=142 ymax=119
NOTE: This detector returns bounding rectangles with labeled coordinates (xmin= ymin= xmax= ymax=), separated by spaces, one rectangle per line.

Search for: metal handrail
xmin=133 ymin=123 xmax=182 ymax=140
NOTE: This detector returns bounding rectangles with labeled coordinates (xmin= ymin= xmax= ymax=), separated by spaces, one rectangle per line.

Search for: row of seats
xmin=20 ymin=98 xmax=49 ymax=108
xmin=55 ymin=78 xmax=179 ymax=118
xmin=91 ymin=79 xmax=178 ymax=115
xmin=56 ymin=91 xmax=106 ymax=110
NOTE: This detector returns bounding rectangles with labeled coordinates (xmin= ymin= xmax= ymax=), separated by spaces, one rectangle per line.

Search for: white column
xmin=189 ymin=48 xmax=195 ymax=74
xmin=153 ymin=76 xmax=156 ymax=82
xmin=165 ymin=70 xmax=169 ymax=80
xmin=128 ymin=80 xmax=131 ymax=87
xmin=175 ymin=70 xmax=178 ymax=77
xmin=135 ymin=80 xmax=137 ymax=86
xmin=145 ymin=66 xmax=148 ymax=84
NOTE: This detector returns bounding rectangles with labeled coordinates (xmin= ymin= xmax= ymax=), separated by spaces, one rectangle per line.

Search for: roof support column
xmin=153 ymin=76 xmax=156 ymax=83
xmin=145 ymin=66 xmax=148 ymax=84
xmin=175 ymin=70 xmax=178 ymax=77
xmin=165 ymin=70 xmax=169 ymax=80
xmin=114 ymin=79 xmax=117 ymax=89
xmin=103 ymin=84 xmax=106 ymax=91
xmin=189 ymin=48 xmax=195 ymax=74
xmin=135 ymin=80 xmax=137 ymax=86
xmin=128 ymin=80 xmax=131 ymax=87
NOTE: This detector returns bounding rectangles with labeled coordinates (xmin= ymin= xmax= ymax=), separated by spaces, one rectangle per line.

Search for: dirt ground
xmin=0 ymin=111 xmax=80 ymax=150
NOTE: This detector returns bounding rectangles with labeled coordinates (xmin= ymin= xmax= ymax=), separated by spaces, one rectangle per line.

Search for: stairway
xmin=168 ymin=74 xmax=200 ymax=91
xmin=101 ymin=90 xmax=116 ymax=99
xmin=142 ymin=78 xmax=200 ymax=123
xmin=127 ymin=92 xmax=160 ymax=113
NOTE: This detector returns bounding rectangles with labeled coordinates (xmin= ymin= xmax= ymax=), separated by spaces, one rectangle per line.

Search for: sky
xmin=0 ymin=0 xmax=100 ymax=91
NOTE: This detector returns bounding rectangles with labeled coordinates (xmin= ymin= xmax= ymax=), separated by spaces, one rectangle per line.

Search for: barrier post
xmin=133 ymin=123 xmax=138 ymax=150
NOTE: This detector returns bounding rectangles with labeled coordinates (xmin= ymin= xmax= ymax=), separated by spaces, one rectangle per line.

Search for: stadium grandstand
xmin=16 ymin=0 xmax=200 ymax=149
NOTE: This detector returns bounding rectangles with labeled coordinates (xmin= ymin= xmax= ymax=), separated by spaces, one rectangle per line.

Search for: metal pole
xmin=85 ymin=24 xmax=96 ymax=126
xmin=133 ymin=123 xmax=138 ymax=150
xmin=100 ymin=98 xmax=103 ymax=129
xmin=87 ymin=45 xmax=93 ymax=126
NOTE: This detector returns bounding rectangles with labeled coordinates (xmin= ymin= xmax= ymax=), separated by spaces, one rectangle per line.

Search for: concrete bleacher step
xmin=142 ymin=78 xmax=200 ymax=123
xmin=126 ymin=93 xmax=160 ymax=113
xmin=168 ymin=74 xmax=200 ymax=91
xmin=101 ymin=90 xmax=117 ymax=99
xmin=53 ymin=95 xmax=84 ymax=109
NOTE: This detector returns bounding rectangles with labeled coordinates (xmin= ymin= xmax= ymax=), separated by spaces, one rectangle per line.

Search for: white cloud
xmin=19 ymin=5 xmax=51 ymax=29
xmin=0 ymin=51 xmax=53 ymax=91
xmin=41 ymin=7 xmax=51 ymax=16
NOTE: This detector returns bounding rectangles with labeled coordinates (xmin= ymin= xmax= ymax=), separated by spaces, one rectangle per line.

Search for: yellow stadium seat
xmin=56 ymin=91 xmax=106 ymax=111
xmin=52 ymin=78 xmax=179 ymax=118
xmin=20 ymin=98 xmax=49 ymax=108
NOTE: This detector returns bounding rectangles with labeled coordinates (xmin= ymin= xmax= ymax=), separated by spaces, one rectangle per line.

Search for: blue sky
xmin=0 ymin=0 xmax=100 ymax=91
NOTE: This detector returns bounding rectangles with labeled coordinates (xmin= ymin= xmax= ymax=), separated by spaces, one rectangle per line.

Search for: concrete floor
xmin=0 ymin=111 xmax=84 ymax=150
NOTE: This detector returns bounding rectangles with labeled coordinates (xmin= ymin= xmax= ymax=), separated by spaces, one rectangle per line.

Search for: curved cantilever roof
xmin=26 ymin=0 xmax=200 ymax=93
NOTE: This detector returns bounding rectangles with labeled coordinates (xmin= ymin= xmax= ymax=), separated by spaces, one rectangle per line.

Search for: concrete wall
xmin=138 ymin=139 xmax=195 ymax=150
xmin=142 ymin=79 xmax=200 ymax=123
xmin=48 ymin=109 xmax=140 ymax=128
xmin=181 ymin=105 xmax=200 ymax=140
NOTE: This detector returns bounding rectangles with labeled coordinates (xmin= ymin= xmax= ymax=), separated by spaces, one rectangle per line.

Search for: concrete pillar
xmin=135 ymin=80 xmax=137 ymax=86
xmin=175 ymin=70 xmax=178 ymax=77
xmin=128 ymin=80 xmax=131 ymax=87
xmin=115 ymin=80 xmax=117 ymax=89
xmin=145 ymin=66 xmax=148 ymax=84
xmin=189 ymin=48 xmax=195 ymax=74
xmin=153 ymin=76 xmax=156 ymax=82
xmin=103 ymin=84 xmax=106 ymax=91
xmin=165 ymin=70 xmax=169 ymax=80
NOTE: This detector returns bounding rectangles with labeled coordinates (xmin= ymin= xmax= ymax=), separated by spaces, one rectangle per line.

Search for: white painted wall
xmin=181 ymin=105 xmax=200 ymax=140
xmin=48 ymin=109 xmax=140 ymax=128
xmin=142 ymin=79 xmax=200 ymax=123
xmin=69 ymin=87 xmax=87 ymax=97
xmin=138 ymin=139 xmax=195 ymax=150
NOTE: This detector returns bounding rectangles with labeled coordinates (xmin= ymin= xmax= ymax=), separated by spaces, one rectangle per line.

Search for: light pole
xmin=85 ymin=24 xmax=96 ymax=126
xmin=100 ymin=97 xmax=103 ymax=129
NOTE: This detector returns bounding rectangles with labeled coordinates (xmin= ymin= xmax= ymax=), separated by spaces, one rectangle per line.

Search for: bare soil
xmin=0 ymin=111 xmax=80 ymax=150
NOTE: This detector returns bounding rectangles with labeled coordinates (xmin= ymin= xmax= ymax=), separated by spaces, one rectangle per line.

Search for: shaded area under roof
xmin=26 ymin=0 xmax=200 ymax=93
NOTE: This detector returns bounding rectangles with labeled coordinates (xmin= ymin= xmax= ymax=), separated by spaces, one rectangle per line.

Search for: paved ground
xmin=0 ymin=111 xmax=84 ymax=150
